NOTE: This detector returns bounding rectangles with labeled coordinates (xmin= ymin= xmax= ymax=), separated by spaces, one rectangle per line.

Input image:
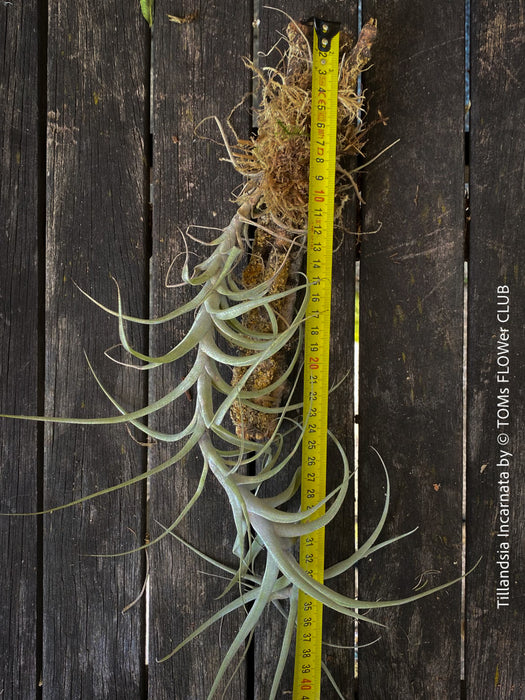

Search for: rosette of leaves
xmin=1 ymin=17 xmax=472 ymax=699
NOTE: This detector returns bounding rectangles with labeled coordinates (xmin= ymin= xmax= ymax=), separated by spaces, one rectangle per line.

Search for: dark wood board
xmin=147 ymin=2 xmax=253 ymax=697
xmin=357 ymin=1 xmax=466 ymax=697
xmin=254 ymin=4 xmax=358 ymax=697
xmin=43 ymin=1 xmax=148 ymax=696
xmin=1 ymin=1 xmax=524 ymax=698
xmin=465 ymin=1 xmax=525 ymax=697
xmin=0 ymin=2 xmax=41 ymax=697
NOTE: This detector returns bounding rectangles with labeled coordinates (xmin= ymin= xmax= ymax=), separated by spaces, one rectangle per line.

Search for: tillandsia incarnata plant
xmin=2 ymin=17 xmax=470 ymax=699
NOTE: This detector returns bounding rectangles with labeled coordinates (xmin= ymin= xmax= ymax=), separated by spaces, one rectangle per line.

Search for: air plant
xmin=1 ymin=17 xmax=471 ymax=699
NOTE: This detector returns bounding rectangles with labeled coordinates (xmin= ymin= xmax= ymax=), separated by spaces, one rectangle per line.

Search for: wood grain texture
xmin=357 ymin=1 xmax=466 ymax=697
xmin=1 ymin=1 xmax=524 ymax=698
xmin=465 ymin=1 xmax=525 ymax=697
xmin=43 ymin=1 xmax=148 ymax=696
xmin=0 ymin=2 xmax=41 ymax=698
xmin=147 ymin=2 xmax=253 ymax=697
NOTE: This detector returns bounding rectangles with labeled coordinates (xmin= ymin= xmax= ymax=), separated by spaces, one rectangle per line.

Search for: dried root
xmin=1 ymin=17 xmax=471 ymax=699
xmin=234 ymin=19 xmax=377 ymax=229
xmin=230 ymin=19 xmax=378 ymax=440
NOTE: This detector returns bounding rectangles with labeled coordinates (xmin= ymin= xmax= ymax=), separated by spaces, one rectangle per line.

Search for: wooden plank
xmin=43 ymin=2 xmax=148 ymax=696
xmin=147 ymin=2 xmax=253 ymax=697
xmin=0 ymin=3 xmax=41 ymax=698
xmin=254 ymin=4 xmax=357 ymax=697
xmin=357 ymin=2 xmax=466 ymax=697
xmin=465 ymin=1 xmax=525 ymax=696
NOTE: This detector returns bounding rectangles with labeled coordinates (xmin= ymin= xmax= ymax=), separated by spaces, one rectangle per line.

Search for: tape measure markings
xmin=292 ymin=18 xmax=340 ymax=700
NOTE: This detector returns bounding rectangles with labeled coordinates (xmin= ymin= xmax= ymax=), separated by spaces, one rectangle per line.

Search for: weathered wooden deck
xmin=1 ymin=1 xmax=524 ymax=698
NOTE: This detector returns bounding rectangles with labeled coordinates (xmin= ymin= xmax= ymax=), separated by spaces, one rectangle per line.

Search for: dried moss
xmin=229 ymin=19 xmax=378 ymax=440
xmin=232 ymin=19 xmax=378 ymax=230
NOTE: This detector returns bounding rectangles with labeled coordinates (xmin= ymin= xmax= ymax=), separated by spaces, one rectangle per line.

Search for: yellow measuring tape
xmin=293 ymin=18 xmax=340 ymax=700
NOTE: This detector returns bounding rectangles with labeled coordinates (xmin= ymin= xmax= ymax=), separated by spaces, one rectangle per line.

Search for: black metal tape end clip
xmin=307 ymin=17 xmax=341 ymax=53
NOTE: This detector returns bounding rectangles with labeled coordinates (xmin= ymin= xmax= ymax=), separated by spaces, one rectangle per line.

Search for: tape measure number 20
xmin=293 ymin=18 xmax=340 ymax=700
